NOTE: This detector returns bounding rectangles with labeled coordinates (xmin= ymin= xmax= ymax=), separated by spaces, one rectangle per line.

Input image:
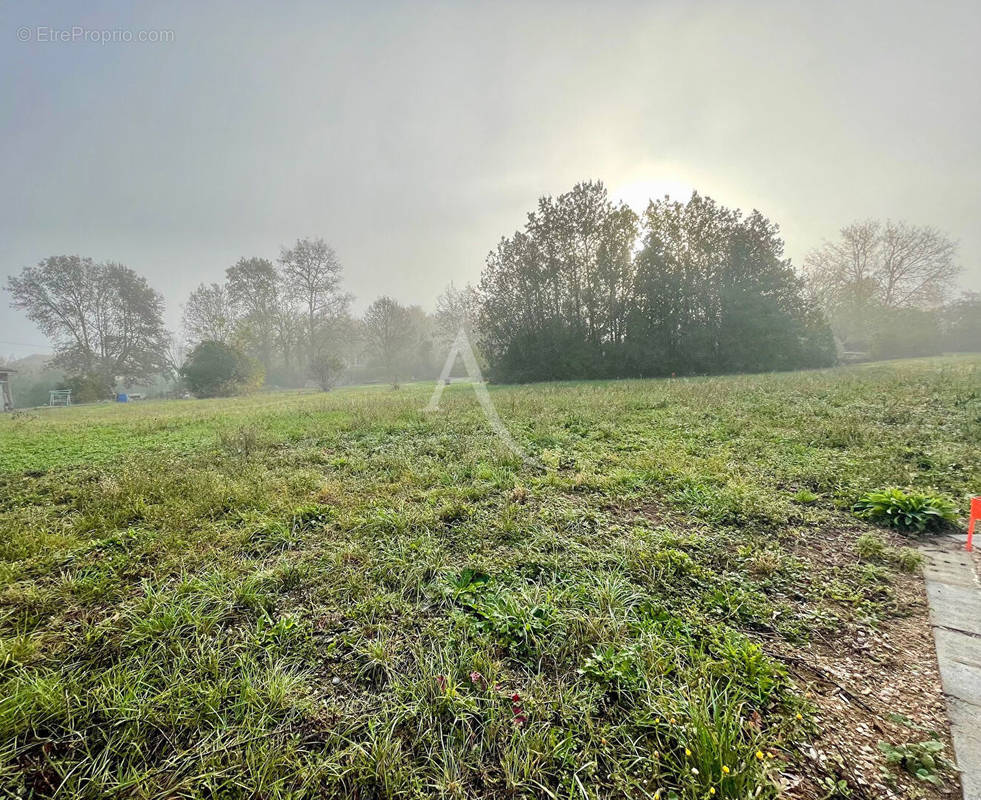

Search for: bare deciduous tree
xmin=434 ymin=282 xmax=478 ymax=347
xmin=273 ymin=288 xmax=302 ymax=376
xmin=182 ymin=282 xmax=236 ymax=345
xmin=279 ymin=238 xmax=349 ymax=358
xmin=805 ymin=220 xmax=960 ymax=311
xmin=226 ymin=257 xmax=279 ymax=372
xmin=163 ymin=333 xmax=189 ymax=379
xmin=363 ymin=296 xmax=415 ymax=388
xmin=878 ymin=222 xmax=960 ymax=307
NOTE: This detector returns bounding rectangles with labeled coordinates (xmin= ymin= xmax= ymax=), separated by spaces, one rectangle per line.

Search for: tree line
xmin=5 ymin=181 xmax=978 ymax=401
xmin=479 ymin=182 xmax=837 ymax=381
xmin=4 ymin=238 xmax=472 ymax=400
xmin=178 ymin=239 xmax=472 ymax=395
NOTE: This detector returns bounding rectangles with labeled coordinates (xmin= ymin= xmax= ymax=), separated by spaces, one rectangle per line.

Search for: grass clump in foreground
xmin=0 ymin=356 xmax=978 ymax=798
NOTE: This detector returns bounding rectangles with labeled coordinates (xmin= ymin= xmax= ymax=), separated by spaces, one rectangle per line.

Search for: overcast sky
xmin=2 ymin=0 xmax=979 ymax=357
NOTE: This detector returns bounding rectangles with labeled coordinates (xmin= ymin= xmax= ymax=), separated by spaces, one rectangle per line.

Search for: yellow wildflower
xmin=722 ymin=765 xmax=730 ymax=774
xmin=755 ymin=750 xmax=764 ymax=760
xmin=685 ymin=748 xmax=691 ymax=756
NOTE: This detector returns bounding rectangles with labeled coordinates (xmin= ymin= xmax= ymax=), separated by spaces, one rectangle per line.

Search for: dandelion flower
xmin=795 ymin=712 xmax=803 ymax=721
xmin=755 ymin=750 xmax=764 ymax=760
xmin=722 ymin=765 xmax=730 ymax=775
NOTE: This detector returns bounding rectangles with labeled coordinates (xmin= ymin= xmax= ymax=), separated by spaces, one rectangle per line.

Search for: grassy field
xmin=0 ymin=357 xmax=978 ymax=799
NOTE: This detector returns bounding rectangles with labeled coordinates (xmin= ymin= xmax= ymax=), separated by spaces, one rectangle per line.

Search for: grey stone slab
xmin=920 ymin=544 xmax=974 ymax=564
xmin=947 ymin=698 xmax=981 ymax=799
xmin=921 ymin=537 xmax=981 ymax=798
xmin=926 ymin=582 xmax=981 ymax=637
xmin=924 ymin=557 xmax=979 ymax=588
xmin=934 ymin=628 xmax=981 ymax=707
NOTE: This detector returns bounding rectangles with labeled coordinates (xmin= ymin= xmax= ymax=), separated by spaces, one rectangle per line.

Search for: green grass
xmin=0 ymin=356 xmax=978 ymax=798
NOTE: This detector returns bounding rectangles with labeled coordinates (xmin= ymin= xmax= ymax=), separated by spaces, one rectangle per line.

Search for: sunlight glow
xmin=609 ymin=175 xmax=696 ymax=213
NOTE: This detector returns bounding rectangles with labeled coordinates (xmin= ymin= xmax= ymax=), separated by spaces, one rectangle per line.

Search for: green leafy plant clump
xmin=852 ymin=487 xmax=959 ymax=533
xmin=878 ymin=738 xmax=954 ymax=787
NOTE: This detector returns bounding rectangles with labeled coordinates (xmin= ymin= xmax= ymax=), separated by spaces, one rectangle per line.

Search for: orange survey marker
xmin=968 ymin=497 xmax=981 ymax=551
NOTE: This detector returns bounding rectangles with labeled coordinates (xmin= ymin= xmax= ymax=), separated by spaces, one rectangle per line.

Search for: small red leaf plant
xmin=435 ymin=672 xmax=528 ymax=727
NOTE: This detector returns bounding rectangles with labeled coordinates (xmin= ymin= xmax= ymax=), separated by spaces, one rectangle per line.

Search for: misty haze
xmin=1 ymin=3 xmax=979 ymax=799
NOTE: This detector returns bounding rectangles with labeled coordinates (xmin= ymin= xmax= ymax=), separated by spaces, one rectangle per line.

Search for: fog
xmin=2 ymin=0 xmax=979 ymax=356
